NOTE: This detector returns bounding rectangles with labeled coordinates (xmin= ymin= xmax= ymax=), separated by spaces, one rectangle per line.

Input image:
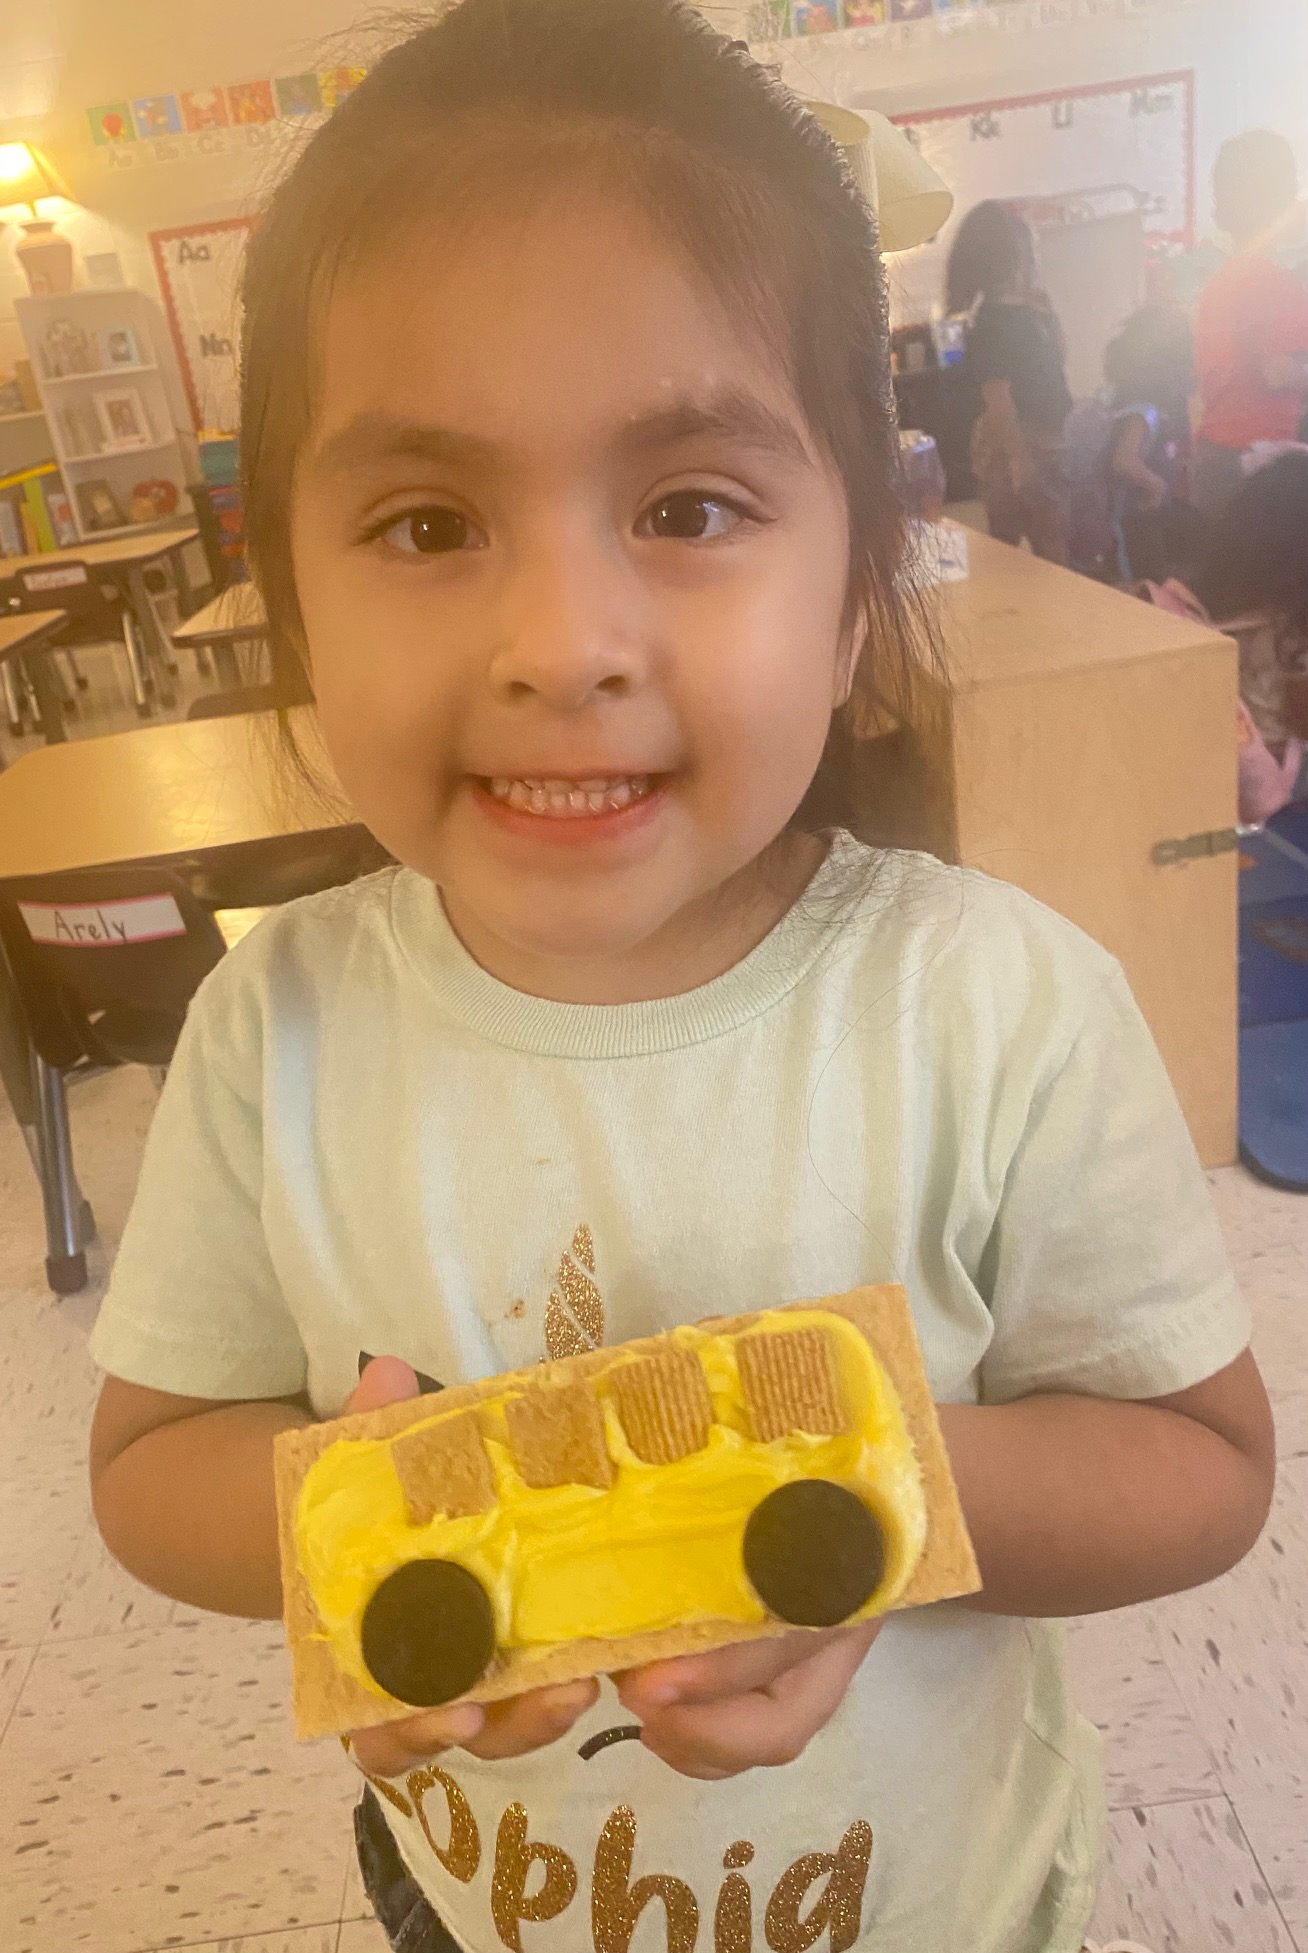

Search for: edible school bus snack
xmin=275 ymin=1287 xmax=979 ymax=1739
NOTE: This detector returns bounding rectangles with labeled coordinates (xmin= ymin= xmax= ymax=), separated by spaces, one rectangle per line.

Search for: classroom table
xmin=0 ymin=705 xmax=348 ymax=880
xmin=0 ymin=708 xmax=361 ymax=1291
xmin=2 ymin=523 xmax=200 ymax=707
xmin=171 ymin=579 xmax=267 ymax=688
xmin=0 ymin=609 xmax=69 ymax=752
xmin=880 ymin=525 xmax=1239 ymax=1167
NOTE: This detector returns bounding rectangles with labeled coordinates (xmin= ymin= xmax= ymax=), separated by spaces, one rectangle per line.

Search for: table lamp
xmin=804 ymin=103 xmax=953 ymax=255
xmin=0 ymin=142 xmax=78 ymax=296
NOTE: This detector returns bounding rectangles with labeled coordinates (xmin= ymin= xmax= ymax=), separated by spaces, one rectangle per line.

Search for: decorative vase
xmin=15 ymin=221 xmax=75 ymax=297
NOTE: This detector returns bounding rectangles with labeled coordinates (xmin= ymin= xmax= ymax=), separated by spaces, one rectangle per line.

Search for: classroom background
xmin=1 ymin=3 xmax=1307 ymax=1952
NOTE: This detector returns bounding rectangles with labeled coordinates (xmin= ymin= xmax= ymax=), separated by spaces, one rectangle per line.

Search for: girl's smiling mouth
xmin=487 ymin=775 xmax=657 ymax=817
xmin=470 ymin=773 xmax=671 ymax=842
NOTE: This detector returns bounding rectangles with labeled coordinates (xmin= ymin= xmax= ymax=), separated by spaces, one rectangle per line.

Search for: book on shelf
xmin=0 ymin=461 xmax=72 ymax=556
xmin=0 ymin=498 xmax=21 ymax=556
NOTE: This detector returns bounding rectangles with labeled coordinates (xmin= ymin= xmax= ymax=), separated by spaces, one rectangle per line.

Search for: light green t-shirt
xmin=90 ymin=835 xmax=1249 ymax=1953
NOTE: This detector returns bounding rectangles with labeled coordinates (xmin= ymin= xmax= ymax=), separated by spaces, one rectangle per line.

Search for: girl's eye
xmin=376 ymin=507 xmax=483 ymax=555
xmin=639 ymin=492 xmax=746 ymax=542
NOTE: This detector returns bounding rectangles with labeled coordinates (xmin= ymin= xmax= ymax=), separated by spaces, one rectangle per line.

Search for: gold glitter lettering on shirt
xmin=405 ymin=1763 xmax=481 ymax=1884
xmin=543 ymin=1221 xmax=605 ymax=1359
xmin=491 ymin=1801 xmax=578 ymax=1951
xmin=592 ymin=1805 xmax=699 ymax=1953
xmin=714 ymin=1872 xmax=753 ymax=1952
xmin=762 ymin=1820 xmax=873 ymax=1953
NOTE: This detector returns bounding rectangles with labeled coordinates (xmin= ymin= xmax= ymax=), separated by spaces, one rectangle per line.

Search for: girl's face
xmin=292 ymin=193 xmax=853 ymax=999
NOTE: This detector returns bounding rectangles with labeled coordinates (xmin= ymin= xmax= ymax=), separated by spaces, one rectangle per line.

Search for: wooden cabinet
xmin=876 ymin=529 xmax=1238 ymax=1168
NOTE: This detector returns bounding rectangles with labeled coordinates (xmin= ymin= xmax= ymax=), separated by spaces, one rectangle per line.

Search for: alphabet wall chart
xmin=148 ymin=217 xmax=256 ymax=434
xmin=884 ymin=73 xmax=1194 ymax=325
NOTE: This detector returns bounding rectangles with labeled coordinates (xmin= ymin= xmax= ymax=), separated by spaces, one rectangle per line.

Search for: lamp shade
xmin=0 ymin=142 xmax=72 ymax=219
xmin=804 ymin=103 xmax=953 ymax=254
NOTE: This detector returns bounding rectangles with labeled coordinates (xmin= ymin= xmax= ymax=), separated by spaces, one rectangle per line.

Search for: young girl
xmin=87 ymin=4 xmax=1273 ymax=1950
xmin=948 ymin=200 xmax=1074 ymax=562
xmin=1067 ymin=305 xmax=1200 ymax=584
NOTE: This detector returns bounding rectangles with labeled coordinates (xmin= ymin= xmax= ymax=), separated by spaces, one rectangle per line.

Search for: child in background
xmin=1067 ymin=305 xmax=1199 ymax=584
xmin=1196 ymin=450 xmax=1308 ymax=819
xmin=86 ymin=4 xmax=1273 ymax=1951
xmin=948 ymin=200 xmax=1074 ymax=562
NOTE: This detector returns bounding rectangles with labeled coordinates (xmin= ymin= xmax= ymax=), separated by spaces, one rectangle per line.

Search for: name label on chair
xmin=19 ymin=895 xmax=187 ymax=948
xmin=22 ymin=565 xmax=90 ymax=592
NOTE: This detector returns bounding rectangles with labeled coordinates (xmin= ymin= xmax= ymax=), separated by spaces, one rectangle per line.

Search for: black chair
xmin=8 ymin=560 xmax=158 ymax=723
xmin=0 ymin=866 xmax=227 ymax=1293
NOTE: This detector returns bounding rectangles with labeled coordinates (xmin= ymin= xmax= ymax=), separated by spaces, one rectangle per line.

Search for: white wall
xmin=1 ymin=0 xmax=1305 ymax=375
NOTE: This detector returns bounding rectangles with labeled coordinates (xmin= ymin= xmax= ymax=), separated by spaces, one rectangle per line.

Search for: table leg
xmin=124 ymin=564 xmax=177 ymax=710
xmin=2 ymin=661 xmax=24 ymax=738
xmin=119 ymin=611 xmax=153 ymax=718
xmin=24 ymin=650 xmax=67 ymax=745
xmin=170 ymin=542 xmax=195 ymax=619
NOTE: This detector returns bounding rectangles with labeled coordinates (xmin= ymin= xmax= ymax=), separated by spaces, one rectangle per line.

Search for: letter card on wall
xmin=149 ymin=216 xmax=259 ymax=434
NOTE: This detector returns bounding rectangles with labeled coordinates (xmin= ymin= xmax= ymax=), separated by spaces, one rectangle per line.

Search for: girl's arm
xmin=90 ymin=1377 xmax=310 ymax=1619
xmin=979 ymin=378 xmax=1034 ymax=486
xmin=90 ymin=1360 xmax=599 ymax=1776
xmin=937 ymin=1347 xmax=1274 ymax=1617
xmin=1110 ymin=414 xmax=1168 ymax=507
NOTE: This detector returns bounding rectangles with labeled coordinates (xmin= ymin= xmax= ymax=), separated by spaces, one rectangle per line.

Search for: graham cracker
xmin=737 ymin=1322 xmax=845 ymax=1442
xmin=392 ymin=1412 xmax=495 ymax=1527
xmin=609 ymin=1346 xmax=713 ymax=1464
xmin=274 ymin=1287 xmax=980 ymax=1741
xmin=502 ymin=1380 xmax=613 ymax=1491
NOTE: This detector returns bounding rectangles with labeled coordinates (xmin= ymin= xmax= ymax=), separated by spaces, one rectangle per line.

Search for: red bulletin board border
xmin=891 ymin=70 xmax=1196 ymax=249
xmin=149 ymin=215 xmax=259 ymax=432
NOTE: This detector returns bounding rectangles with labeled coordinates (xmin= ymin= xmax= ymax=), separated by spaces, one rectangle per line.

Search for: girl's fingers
xmin=349 ymin=1701 xmax=486 ymax=1776
xmin=617 ymin=1622 xmax=877 ymax=1714
xmin=633 ymin=1624 xmax=880 ymax=1780
xmin=349 ymin=1677 xmax=599 ymax=1776
xmin=346 ymin=1356 xmax=421 ymax=1414
xmin=462 ymin=1679 xmax=600 ymax=1760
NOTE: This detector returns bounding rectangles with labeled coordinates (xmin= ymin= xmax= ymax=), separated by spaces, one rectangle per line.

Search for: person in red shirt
xmin=1194 ymin=131 xmax=1308 ymax=518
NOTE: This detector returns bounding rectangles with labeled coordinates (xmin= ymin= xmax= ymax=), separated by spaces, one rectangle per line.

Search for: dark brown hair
xmin=240 ymin=0 xmax=941 ymax=841
xmin=944 ymin=199 xmax=1035 ymax=316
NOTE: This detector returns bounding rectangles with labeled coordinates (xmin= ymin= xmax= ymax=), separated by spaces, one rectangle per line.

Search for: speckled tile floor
xmin=0 ymin=1068 xmax=1304 ymax=1953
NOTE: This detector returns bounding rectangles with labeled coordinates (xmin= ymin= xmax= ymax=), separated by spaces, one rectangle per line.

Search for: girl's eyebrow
xmin=309 ymin=388 xmax=812 ymax=481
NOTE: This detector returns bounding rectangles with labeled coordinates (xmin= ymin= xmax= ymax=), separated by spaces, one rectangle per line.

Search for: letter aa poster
xmin=149 ymin=217 xmax=258 ymax=434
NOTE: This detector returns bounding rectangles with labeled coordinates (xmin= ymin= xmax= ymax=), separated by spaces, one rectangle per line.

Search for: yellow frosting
xmin=294 ymin=1311 xmax=927 ymax=1702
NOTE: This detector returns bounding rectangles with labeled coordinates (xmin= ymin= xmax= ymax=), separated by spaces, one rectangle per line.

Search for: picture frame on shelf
xmin=43 ymin=318 xmax=96 ymax=379
xmin=75 ymin=477 xmax=126 ymax=533
xmin=95 ymin=323 xmax=144 ymax=370
xmin=43 ymin=483 xmax=78 ymax=548
xmin=93 ymin=386 xmax=153 ymax=451
xmin=58 ymin=402 xmax=103 ymax=459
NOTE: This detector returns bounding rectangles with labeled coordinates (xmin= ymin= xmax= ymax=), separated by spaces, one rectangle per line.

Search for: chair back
xmin=12 ymin=563 xmax=122 ymax=636
xmin=0 ymin=865 xmax=226 ymax=1071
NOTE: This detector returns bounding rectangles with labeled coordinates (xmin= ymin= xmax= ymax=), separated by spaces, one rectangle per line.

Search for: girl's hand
xmin=343 ymin=1356 xmax=599 ymax=1780
xmin=614 ymin=1621 xmax=881 ymax=1781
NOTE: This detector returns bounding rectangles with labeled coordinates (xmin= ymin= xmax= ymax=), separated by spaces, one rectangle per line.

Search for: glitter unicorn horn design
xmin=544 ymin=1224 xmax=604 ymax=1359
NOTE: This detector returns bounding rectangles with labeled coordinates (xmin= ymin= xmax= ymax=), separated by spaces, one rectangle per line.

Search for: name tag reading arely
xmin=19 ymin=895 xmax=187 ymax=947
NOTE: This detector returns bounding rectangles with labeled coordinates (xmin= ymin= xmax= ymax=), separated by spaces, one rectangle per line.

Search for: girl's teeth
xmin=487 ymin=775 xmax=653 ymax=818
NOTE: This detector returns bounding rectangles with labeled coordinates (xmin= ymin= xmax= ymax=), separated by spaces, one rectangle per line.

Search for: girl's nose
xmin=486 ymin=532 xmax=646 ymax=709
